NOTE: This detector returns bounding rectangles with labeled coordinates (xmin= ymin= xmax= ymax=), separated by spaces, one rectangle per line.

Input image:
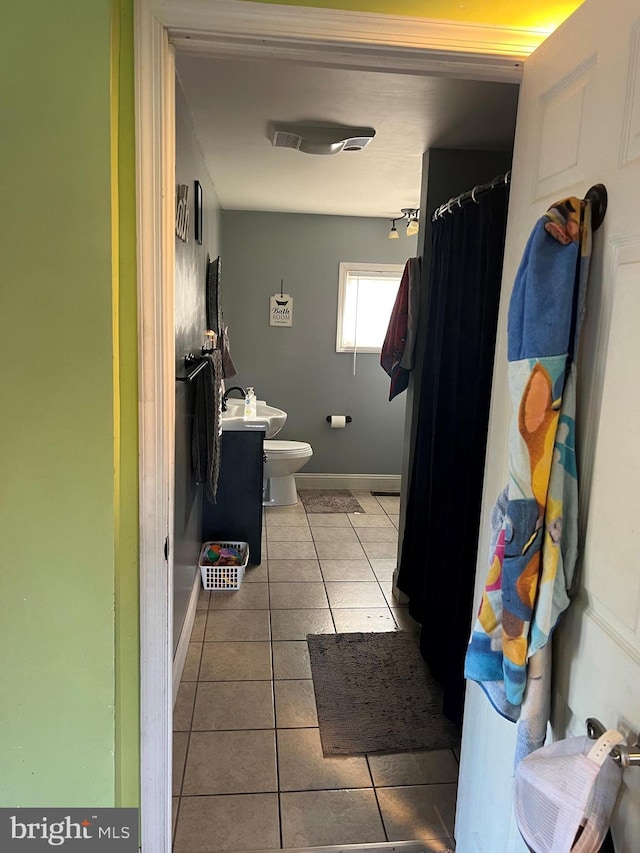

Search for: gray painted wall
xmin=174 ymin=82 xmax=221 ymax=651
xmin=221 ymin=211 xmax=417 ymax=474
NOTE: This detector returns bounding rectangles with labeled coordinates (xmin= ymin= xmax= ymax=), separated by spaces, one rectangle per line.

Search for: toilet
xmin=263 ymin=439 xmax=313 ymax=506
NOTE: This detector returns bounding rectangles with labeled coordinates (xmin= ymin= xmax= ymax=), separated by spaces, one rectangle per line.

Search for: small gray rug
xmin=307 ymin=631 xmax=460 ymax=755
xmin=298 ymin=489 xmax=364 ymax=514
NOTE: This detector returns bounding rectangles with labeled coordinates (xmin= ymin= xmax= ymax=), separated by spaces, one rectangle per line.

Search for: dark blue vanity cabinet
xmin=202 ymin=429 xmax=265 ymax=565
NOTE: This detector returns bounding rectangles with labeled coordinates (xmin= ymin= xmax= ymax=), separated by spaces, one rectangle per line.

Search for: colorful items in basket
xmin=205 ymin=544 xmax=243 ymax=566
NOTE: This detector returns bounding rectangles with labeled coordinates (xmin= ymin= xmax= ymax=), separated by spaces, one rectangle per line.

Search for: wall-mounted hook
xmin=585 ymin=184 xmax=607 ymax=231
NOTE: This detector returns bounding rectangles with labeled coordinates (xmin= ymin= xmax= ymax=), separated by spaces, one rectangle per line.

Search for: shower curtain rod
xmin=432 ymin=171 xmax=511 ymax=221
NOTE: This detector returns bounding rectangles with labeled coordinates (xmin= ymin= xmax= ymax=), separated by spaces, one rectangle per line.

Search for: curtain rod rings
xmin=471 ymin=185 xmax=480 ymax=203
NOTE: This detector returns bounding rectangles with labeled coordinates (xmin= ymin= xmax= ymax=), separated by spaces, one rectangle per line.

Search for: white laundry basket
xmin=199 ymin=541 xmax=249 ymax=591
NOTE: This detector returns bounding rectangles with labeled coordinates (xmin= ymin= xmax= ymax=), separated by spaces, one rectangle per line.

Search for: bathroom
xmin=172 ymin=49 xmax=518 ymax=851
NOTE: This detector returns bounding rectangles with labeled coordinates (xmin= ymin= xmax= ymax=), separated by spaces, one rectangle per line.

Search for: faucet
xmin=222 ymin=386 xmax=246 ymax=412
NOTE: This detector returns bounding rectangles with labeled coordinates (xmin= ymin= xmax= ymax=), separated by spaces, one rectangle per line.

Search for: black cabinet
xmin=202 ymin=429 xmax=264 ymax=565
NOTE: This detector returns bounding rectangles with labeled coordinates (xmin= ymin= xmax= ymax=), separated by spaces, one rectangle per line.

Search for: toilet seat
xmin=264 ymin=440 xmax=312 ymax=455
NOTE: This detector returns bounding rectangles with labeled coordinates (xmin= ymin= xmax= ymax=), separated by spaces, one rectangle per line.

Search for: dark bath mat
xmin=307 ymin=631 xmax=460 ymax=756
xmin=298 ymin=489 xmax=365 ymax=514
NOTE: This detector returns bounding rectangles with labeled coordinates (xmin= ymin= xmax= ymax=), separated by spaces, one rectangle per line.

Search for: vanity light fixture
xmin=403 ymin=208 xmax=420 ymax=236
xmin=388 ymin=208 xmax=419 ymax=239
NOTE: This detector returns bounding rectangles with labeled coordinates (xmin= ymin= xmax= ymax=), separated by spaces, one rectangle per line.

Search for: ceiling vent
xmin=270 ymin=123 xmax=376 ymax=155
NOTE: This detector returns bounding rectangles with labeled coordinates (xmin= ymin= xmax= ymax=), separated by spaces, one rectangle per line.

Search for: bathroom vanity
xmin=202 ymin=429 xmax=264 ymax=565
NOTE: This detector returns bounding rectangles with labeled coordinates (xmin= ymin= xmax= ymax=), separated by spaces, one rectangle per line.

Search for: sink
xmin=221 ymin=399 xmax=287 ymax=439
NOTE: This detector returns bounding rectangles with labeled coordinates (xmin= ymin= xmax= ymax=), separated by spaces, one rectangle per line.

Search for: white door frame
xmin=134 ymin=1 xmax=542 ymax=849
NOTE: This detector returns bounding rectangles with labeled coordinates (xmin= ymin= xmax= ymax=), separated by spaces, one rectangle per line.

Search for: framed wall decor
xmin=194 ymin=180 xmax=203 ymax=244
xmin=206 ymin=255 xmax=222 ymax=335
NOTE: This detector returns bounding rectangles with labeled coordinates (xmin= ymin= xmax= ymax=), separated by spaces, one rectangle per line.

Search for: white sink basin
xmin=221 ymin=399 xmax=287 ymax=439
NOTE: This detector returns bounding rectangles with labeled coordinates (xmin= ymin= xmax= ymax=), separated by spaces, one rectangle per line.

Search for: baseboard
xmin=172 ymin=569 xmax=200 ymax=706
xmin=295 ymin=473 xmax=401 ymax=492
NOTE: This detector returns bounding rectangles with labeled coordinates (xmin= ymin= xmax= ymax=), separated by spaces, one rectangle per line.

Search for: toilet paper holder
xmin=326 ymin=415 xmax=352 ymax=424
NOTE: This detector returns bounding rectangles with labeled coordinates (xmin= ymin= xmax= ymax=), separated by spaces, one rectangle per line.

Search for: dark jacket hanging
xmin=396 ymin=183 xmax=509 ymax=726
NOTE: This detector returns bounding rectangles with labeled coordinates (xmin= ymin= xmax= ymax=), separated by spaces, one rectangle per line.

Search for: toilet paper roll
xmin=329 ymin=415 xmax=347 ymax=429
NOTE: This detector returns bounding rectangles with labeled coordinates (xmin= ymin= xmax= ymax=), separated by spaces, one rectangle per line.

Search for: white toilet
xmin=263 ymin=439 xmax=313 ymax=506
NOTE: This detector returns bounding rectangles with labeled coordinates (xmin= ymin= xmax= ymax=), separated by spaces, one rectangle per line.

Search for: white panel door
xmin=456 ymin=1 xmax=640 ymax=851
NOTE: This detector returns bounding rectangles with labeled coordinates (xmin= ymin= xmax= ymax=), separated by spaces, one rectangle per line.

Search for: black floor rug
xmin=307 ymin=631 xmax=460 ymax=756
xmin=298 ymin=489 xmax=364 ymax=514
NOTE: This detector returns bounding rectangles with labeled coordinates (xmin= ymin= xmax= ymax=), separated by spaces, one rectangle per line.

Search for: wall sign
xmin=175 ymin=184 xmax=189 ymax=241
xmin=270 ymin=293 xmax=293 ymax=327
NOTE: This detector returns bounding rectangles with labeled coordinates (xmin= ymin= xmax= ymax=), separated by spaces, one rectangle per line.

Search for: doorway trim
xmin=135 ymin=1 xmax=531 ymax=849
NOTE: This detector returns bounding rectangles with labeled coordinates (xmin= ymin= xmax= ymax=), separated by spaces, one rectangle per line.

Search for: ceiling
xmin=175 ymin=54 xmax=520 ymax=218
xmin=243 ymin=0 xmax=582 ymax=32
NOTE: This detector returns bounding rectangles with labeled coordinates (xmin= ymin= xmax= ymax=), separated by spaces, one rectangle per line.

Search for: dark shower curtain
xmin=397 ymin=182 xmax=509 ymax=726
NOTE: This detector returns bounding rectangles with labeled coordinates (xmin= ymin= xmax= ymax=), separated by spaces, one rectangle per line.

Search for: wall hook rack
xmin=585 ymin=183 xmax=607 ymax=231
xmin=586 ymin=717 xmax=640 ymax=767
xmin=176 ymin=353 xmax=208 ymax=383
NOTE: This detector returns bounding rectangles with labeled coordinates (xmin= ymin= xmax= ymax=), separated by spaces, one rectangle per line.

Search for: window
xmin=336 ymin=262 xmax=404 ymax=353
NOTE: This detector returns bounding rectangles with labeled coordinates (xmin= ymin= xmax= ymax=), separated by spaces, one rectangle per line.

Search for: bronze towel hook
xmin=584 ymin=184 xmax=607 ymax=231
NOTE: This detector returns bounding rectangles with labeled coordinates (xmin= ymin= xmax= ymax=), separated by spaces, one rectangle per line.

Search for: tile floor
xmin=173 ymin=491 xmax=458 ymax=852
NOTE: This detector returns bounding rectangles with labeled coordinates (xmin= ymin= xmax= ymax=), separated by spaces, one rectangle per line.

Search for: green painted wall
xmin=112 ymin=0 xmax=140 ymax=809
xmin=0 ymin=0 xmax=139 ymax=807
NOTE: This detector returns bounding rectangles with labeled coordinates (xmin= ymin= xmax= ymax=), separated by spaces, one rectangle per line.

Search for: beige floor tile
xmin=272 ymin=641 xmax=312 ymax=679
xmin=277 ymin=728 xmax=371 ymax=791
xmin=265 ymin=512 xmax=309 ymax=527
xmin=172 ymin=732 xmax=189 ymax=796
xmin=199 ymin=641 xmax=272 ymax=681
xmin=265 ymin=501 xmax=306 ymax=515
xmin=183 ymin=730 xmax=277 ymax=795
xmin=266 ymin=525 xmax=312 ymax=541
xmin=391 ymin=606 xmax=421 ymax=633
xmin=269 ymin=581 xmax=328 ymax=609
xmin=190 ymin=610 xmax=207 ymax=642
xmin=320 ymin=559 xmax=377 ymax=582
xmin=280 ymin=789 xmax=385 ymax=847
xmin=349 ymin=492 xmax=385 ymax=514
xmin=347 ymin=513 xmax=395 ymax=528
xmin=181 ymin=642 xmax=202 ymax=681
xmin=306 ymin=513 xmax=351 ymax=527
xmin=271 ymin=609 xmax=335 ymax=641
xmin=311 ymin=526 xmax=359 ymax=542
xmin=376 ymin=496 xmax=401 ymax=513
xmin=325 ymin=581 xmax=388 ymax=609
xmin=368 ymin=749 xmax=459 ymax=786
xmin=388 ymin=514 xmax=400 ymax=529
xmin=376 ymin=784 xmax=457 ymax=841
xmin=356 ymin=527 xmax=399 ymax=543
xmin=192 ymin=681 xmax=275 ymax=731
xmin=208 ymin=582 xmax=269 ymax=610
xmin=174 ymin=793 xmax=280 ymax=852
xmin=243 ymin=562 xmax=268 ymax=582
xmin=173 ymin=682 xmax=197 ymax=731
xmin=274 ymin=679 xmax=318 ymax=727
xmin=370 ymin=558 xmax=397 ymax=581
xmin=172 ymin=797 xmax=179 ymax=842
xmin=331 ymin=608 xmax=397 ymax=633
xmin=362 ymin=541 xmax=398 ymax=560
xmin=314 ymin=540 xmax=367 ymax=560
xmin=267 ymin=541 xmax=317 ymax=560
xmin=205 ymin=609 xmax=270 ymax=642
xmin=196 ymin=588 xmax=210 ymax=610
xmin=268 ymin=559 xmax=322 ymax=583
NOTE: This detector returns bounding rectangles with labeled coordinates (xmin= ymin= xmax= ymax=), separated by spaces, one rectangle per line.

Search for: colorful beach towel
xmin=464 ymin=197 xmax=592 ymax=761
